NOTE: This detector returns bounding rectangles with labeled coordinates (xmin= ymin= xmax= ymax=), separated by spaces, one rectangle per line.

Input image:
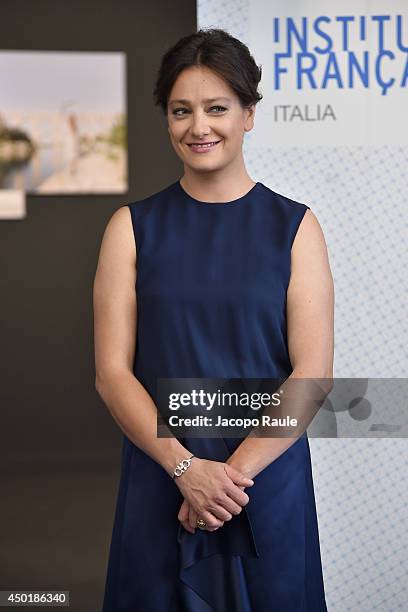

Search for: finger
xmin=182 ymin=519 xmax=195 ymax=534
xmin=188 ymin=504 xmax=197 ymax=532
xmin=178 ymin=503 xmax=188 ymax=523
xmin=206 ymin=519 xmax=224 ymax=532
xmin=206 ymin=500 xmax=234 ymax=521
xmin=200 ymin=510 xmax=224 ymax=531
xmin=224 ymin=465 xmax=254 ymax=487
xmin=224 ymin=485 xmax=250 ymax=507
xmin=210 ymin=494 xmax=243 ymax=517
xmin=182 ymin=511 xmax=195 ymax=534
xmin=179 ymin=501 xmax=196 ymax=534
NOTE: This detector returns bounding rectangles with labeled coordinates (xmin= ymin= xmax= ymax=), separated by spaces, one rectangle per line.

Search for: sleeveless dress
xmin=102 ymin=179 xmax=328 ymax=612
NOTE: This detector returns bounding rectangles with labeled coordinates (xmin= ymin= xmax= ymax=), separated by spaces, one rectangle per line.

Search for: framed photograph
xmin=0 ymin=50 xmax=127 ymax=194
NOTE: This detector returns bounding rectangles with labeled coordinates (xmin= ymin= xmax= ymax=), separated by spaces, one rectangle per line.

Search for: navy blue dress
xmin=102 ymin=179 xmax=328 ymax=611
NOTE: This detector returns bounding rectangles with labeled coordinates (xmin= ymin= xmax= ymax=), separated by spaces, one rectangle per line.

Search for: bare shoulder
xmin=94 ymin=205 xmax=136 ymax=289
xmin=289 ymin=207 xmax=334 ymax=296
xmin=101 ymin=205 xmax=135 ymax=259
xmin=292 ymin=208 xmax=330 ymax=265
xmin=294 ymin=208 xmax=326 ymax=247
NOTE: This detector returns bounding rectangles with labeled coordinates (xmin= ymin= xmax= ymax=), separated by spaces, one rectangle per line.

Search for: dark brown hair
xmin=153 ymin=27 xmax=263 ymax=116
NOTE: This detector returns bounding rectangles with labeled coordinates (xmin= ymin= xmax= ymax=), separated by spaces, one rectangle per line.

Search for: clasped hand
xmin=174 ymin=458 xmax=254 ymax=534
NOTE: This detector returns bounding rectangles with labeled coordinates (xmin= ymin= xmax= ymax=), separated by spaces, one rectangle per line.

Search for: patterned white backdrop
xmin=197 ymin=1 xmax=408 ymax=610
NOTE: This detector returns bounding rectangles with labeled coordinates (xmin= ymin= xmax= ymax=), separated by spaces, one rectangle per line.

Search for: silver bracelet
xmin=173 ymin=454 xmax=195 ymax=479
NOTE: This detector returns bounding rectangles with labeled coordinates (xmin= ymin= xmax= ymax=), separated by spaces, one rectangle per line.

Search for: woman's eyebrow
xmin=168 ymin=97 xmax=232 ymax=106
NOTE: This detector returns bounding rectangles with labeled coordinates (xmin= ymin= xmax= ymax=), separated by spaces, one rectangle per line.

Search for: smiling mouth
xmin=186 ymin=140 xmax=221 ymax=151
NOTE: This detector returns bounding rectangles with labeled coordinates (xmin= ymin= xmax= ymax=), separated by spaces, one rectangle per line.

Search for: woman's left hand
xmin=178 ymin=485 xmax=246 ymax=533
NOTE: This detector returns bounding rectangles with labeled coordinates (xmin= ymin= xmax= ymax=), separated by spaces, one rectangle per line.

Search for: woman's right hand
xmin=174 ymin=458 xmax=254 ymax=530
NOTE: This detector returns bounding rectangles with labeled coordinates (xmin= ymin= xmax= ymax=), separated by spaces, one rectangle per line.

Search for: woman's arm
xmin=93 ymin=206 xmax=193 ymax=477
xmin=226 ymin=208 xmax=335 ymax=479
xmin=93 ymin=206 xmax=253 ymax=527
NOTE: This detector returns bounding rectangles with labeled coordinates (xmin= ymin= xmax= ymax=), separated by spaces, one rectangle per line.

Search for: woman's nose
xmin=189 ymin=113 xmax=211 ymax=137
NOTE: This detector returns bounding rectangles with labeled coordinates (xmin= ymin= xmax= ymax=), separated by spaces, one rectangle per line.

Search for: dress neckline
xmin=176 ymin=179 xmax=261 ymax=207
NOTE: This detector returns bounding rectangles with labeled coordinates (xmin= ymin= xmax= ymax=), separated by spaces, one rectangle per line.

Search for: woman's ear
xmin=244 ymin=105 xmax=256 ymax=132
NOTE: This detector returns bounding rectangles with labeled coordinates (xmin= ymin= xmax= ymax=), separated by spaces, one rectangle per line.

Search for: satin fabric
xmin=102 ymin=180 xmax=328 ymax=611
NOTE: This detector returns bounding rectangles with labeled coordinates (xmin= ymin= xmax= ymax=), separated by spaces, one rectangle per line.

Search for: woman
xmin=94 ymin=28 xmax=334 ymax=611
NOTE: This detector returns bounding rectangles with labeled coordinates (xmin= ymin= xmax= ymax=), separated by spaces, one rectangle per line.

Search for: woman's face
xmin=167 ymin=65 xmax=255 ymax=173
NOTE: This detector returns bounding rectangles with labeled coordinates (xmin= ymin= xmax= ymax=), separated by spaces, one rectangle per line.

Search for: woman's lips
xmin=187 ymin=140 xmax=221 ymax=153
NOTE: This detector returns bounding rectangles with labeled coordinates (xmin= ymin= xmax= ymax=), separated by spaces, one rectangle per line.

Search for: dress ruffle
xmin=176 ymin=436 xmax=259 ymax=611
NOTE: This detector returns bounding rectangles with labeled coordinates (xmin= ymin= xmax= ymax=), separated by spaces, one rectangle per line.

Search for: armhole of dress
xmin=127 ymin=204 xmax=138 ymax=261
xmin=289 ymin=204 xmax=310 ymax=250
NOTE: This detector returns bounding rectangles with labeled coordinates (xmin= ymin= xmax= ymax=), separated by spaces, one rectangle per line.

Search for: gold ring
xmin=196 ymin=518 xmax=207 ymax=530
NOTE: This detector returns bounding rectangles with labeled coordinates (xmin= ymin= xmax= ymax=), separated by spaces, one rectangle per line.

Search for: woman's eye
xmin=172 ymin=105 xmax=227 ymax=116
